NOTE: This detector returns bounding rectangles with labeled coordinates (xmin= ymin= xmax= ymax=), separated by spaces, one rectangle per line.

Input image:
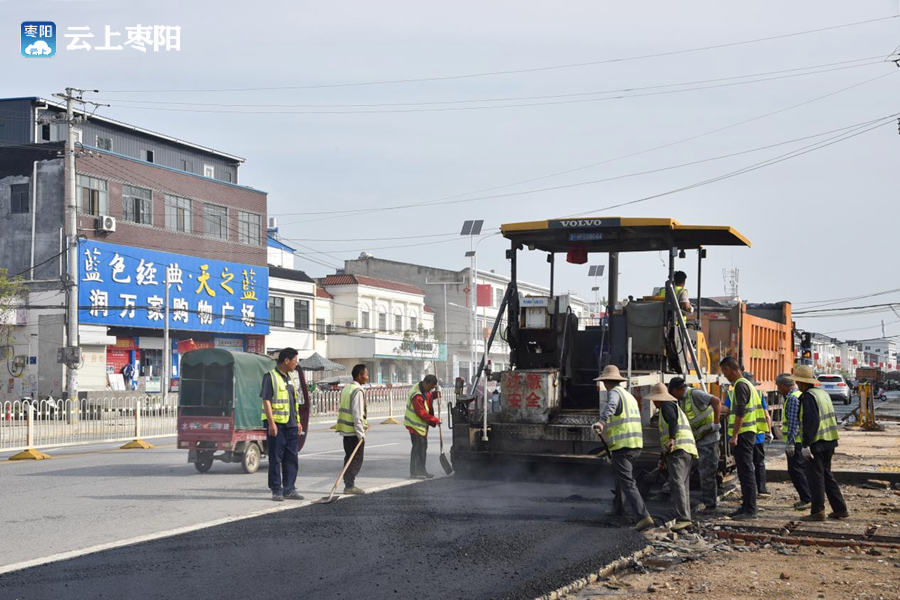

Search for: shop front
xmin=78 ymin=240 xmax=269 ymax=394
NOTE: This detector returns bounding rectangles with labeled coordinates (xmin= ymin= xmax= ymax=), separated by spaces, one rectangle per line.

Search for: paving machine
xmin=450 ymin=217 xmax=751 ymax=476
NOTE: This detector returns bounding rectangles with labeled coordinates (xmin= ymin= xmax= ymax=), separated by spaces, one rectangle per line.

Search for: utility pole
xmin=64 ymin=87 xmax=80 ymax=401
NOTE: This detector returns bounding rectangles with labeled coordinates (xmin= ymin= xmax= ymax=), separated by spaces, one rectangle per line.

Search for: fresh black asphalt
xmin=0 ymin=477 xmax=648 ymax=600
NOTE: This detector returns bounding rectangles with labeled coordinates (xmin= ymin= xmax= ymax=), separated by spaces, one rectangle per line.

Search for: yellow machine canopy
xmin=500 ymin=217 xmax=750 ymax=254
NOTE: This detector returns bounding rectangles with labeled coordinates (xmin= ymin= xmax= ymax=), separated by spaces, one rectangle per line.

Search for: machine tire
xmin=194 ymin=451 xmax=214 ymax=473
xmin=241 ymin=443 xmax=261 ymax=474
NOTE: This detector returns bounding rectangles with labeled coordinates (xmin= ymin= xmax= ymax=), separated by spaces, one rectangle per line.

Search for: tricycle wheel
xmin=242 ymin=443 xmax=261 ymax=474
xmin=195 ymin=451 xmax=214 ymax=473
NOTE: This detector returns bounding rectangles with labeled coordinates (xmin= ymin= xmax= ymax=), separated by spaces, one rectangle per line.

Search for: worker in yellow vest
xmin=404 ymin=374 xmax=442 ymax=479
xmin=592 ymin=365 xmax=653 ymax=532
xmin=719 ymin=356 xmax=769 ymax=520
xmin=776 ymin=373 xmax=811 ymax=511
xmin=335 ymin=364 xmax=369 ymax=495
xmin=666 ymin=271 xmax=693 ymax=318
xmin=669 ymin=377 xmax=721 ymax=512
xmin=647 ymin=382 xmax=697 ymax=531
xmin=793 ymin=365 xmax=848 ymax=522
xmin=260 ymin=348 xmax=303 ymax=502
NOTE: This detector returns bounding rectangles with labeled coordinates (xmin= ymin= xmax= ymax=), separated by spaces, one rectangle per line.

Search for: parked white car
xmin=817 ymin=373 xmax=851 ymax=405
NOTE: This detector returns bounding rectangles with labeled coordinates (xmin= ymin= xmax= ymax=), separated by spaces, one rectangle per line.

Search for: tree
xmin=0 ymin=268 xmax=25 ymax=361
xmin=394 ymin=324 xmax=441 ymax=383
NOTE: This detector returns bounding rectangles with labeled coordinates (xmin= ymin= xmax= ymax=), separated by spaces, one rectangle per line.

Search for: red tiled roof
xmin=423 ymin=305 xmax=435 ymax=313
xmin=322 ymin=274 xmax=425 ymax=296
xmin=316 ymin=287 xmax=333 ymax=299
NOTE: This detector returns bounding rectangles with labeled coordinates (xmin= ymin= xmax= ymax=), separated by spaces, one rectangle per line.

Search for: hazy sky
xmin=4 ymin=0 xmax=900 ymax=342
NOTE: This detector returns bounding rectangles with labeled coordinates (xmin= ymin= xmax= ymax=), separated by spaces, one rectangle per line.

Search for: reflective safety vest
xmin=681 ymin=387 xmax=715 ymax=442
xmin=261 ymin=369 xmax=300 ymax=425
xmin=335 ymin=382 xmax=366 ymax=435
xmin=404 ymin=383 xmax=431 ymax=436
xmin=800 ymin=387 xmax=839 ymax=445
xmin=604 ymin=387 xmax=643 ymax=452
xmin=726 ymin=378 xmax=770 ymax=437
xmin=781 ymin=389 xmax=802 ymax=444
xmin=659 ymin=403 xmax=698 ymax=458
xmin=666 ymin=285 xmax=689 ymax=323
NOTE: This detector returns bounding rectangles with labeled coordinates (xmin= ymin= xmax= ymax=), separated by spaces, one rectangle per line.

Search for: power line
xmin=97 ymin=15 xmax=899 ymax=93
xmin=99 ymin=61 xmax=887 ymax=115
xmin=271 ymin=70 xmax=899 ymax=225
xmin=93 ymin=57 xmax=883 ymax=109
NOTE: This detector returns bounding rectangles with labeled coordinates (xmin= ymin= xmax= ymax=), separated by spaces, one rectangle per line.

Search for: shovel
xmin=316 ymin=435 xmax=365 ymax=504
xmin=438 ymin=419 xmax=453 ymax=475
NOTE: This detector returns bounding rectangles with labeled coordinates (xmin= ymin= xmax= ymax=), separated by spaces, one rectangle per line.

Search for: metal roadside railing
xmin=0 ymin=385 xmax=442 ymax=457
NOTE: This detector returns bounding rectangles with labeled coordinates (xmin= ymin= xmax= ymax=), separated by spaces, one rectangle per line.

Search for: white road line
xmin=0 ymin=477 xmax=423 ymax=576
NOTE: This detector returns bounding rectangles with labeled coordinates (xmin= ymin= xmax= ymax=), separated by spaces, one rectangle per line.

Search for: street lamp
xmin=588 ymin=265 xmax=605 ymax=326
xmin=461 ymin=220 xmax=484 ymax=384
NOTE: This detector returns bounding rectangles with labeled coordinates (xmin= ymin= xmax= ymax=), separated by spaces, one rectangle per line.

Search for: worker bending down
xmin=404 ymin=374 xmax=442 ymax=479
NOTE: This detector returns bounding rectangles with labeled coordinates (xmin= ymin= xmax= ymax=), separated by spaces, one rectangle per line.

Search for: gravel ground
xmin=0 ymin=477 xmax=648 ymax=600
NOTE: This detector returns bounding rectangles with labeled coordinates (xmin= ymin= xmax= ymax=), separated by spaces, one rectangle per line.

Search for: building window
xmin=294 ymin=300 xmax=310 ymax=331
xmin=394 ymin=314 xmax=403 ymax=332
xmin=238 ymin=211 xmax=262 ymax=246
xmin=378 ymin=312 xmax=387 ymax=332
xmin=268 ymin=296 xmax=284 ymax=327
xmin=204 ymin=203 xmax=228 ymax=240
xmin=409 ymin=315 xmax=417 ymax=331
xmin=164 ymin=194 xmax=192 ymax=233
xmin=203 ymin=164 xmax=215 ymax=178
xmin=96 ymin=136 xmax=112 ymax=151
xmin=41 ymin=124 xmax=51 ymax=141
xmin=122 ymin=184 xmax=152 ymax=225
xmin=360 ymin=310 xmax=370 ymax=330
xmin=77 ymin=175 xmax=108 ymax=216
xmin=316 ymin=318 xmax=326 ymax=341
xmin=223 ymin=171 xmax=233 ymax=183
xmin=180 ymin=159 xmax=193 ymax=173
xmin=141 ymin=149 xmax=154 ymax=163
xmin=495 ymin=288 xmax=504 ymax=307
xmin=10 ymin=183 xmax=29 ymax=214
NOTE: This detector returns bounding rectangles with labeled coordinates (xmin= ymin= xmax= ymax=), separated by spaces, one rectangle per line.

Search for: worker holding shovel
xmin=404 ymin=374 xmax=442 ymax=479
xmin=334 ymin=364 xmax=369 ymax=495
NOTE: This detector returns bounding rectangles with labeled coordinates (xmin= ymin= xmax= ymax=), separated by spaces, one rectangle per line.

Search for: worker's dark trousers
xmin=666 ymin=449 xmax=693 ymax=522
xmin=409 ymin=432 xmax=428 ymax=476
xmin=753 ymin=442 xmax=768 ymax=494
xmin=342 ymin=435 xmax=365 ymax=488
xmin=805 ymin=446 xmax=847 ymax=515
xmin=733 ymin=432 xmax=758 ymax=514
xmin=267 ymin=424 xmax=299 ymax=495
xmin=787 ymin=443 xmax=812 ymax=504
xmin=610 ymin=448 xmax=650 ymax=521
xmin=694 ymin=438 xmax=719 ymax=507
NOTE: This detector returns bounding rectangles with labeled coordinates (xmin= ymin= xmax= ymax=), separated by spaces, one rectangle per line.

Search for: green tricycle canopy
xmin=179 ymin=349 xmax=276 ymax=430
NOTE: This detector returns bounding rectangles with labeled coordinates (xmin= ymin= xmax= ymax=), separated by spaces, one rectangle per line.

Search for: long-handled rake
xmin=316 ymin=435 xmax=365 ymax=504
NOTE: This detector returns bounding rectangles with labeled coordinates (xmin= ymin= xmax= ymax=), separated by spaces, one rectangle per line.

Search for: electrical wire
xmin=97 ymin=14 xmax=899 ymax=93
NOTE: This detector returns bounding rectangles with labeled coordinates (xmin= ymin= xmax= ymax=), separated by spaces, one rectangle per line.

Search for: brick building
xmin=0 ymin=97 xmax=269 ymax=401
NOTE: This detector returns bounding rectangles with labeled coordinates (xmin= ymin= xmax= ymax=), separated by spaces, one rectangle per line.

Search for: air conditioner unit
xmin=346 ymin=320 xmax=357 ymax=328
xmin=97 ymin=215 xmax=117 ymax=233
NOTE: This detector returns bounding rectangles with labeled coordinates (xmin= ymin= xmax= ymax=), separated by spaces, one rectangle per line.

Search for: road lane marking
xmin=0 ymin=476 xmax=424 ymax=575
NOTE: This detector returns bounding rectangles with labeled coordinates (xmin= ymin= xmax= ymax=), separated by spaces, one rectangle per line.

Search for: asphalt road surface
xmin=0 ymin=477 xmax=647 ymax=600
xmin=0 ymin=423 xmax=443 ymax=571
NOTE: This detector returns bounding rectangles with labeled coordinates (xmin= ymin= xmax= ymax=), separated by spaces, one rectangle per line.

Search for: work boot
xmin=732 ymin=511 xmax=759 ymax=521
xmin=727 ymin=509 xmax=747 ymax=519
xmin=793 ymin=501 xmax=811 ymax=511
xmin=284 ymin=490 xmax=305 ymax=501
xmin=634 ymin=515 xmax=655 ymax=531
xmin=800 ymin=511 xmax=826 ymax=522
xmin=343 ymin=486 xmax=366 ymax=495
xmin=422 ymin=472 xmax=435 ymax=479
xmin=828 ymin=511 xmax=850 ymax=520
xmin=670 ymin=520 xmax=692 ymax=532
xmin=409 ymin=474 xmax=428 ymax=480
xmin=271 ymin=492 xmax=284 ymax=502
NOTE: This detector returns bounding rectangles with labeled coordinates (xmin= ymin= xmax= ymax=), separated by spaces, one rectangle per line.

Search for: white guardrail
xmin=0 ymin=386 xmax=441 ymax=455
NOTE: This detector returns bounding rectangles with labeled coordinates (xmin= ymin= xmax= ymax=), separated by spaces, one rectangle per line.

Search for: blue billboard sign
xmin=78 ymin=240 xmax=269 ymax=335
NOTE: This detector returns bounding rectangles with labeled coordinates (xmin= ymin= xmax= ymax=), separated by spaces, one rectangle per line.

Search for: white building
xmin=858 ymin=339 xmax=898 ymax=371
xmin=319 ymin=274 xmax=437 ymax=385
